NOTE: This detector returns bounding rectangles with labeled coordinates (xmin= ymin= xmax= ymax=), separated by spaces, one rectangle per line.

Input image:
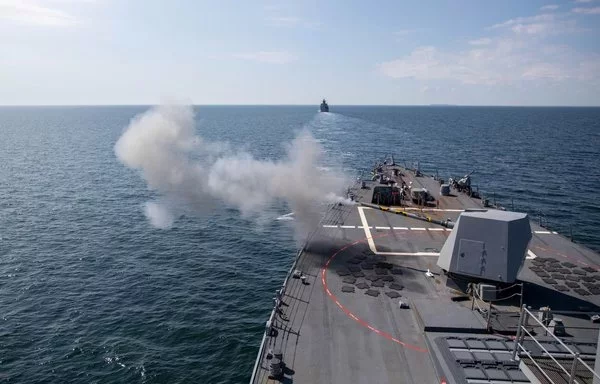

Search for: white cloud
xmin=522 ymin=63 xmax=569 ymax=80
xmin=540 ymin=4 xmax=560 ymax=11
xmin=490 ymin=12 xmax=584 ymax=36
xmin=490 ymin=13 xmax=556 ymax=29
xmin=469 ymin=38 xmax=492 ymax=45
xmin=232 ymin=51 xmax=297 ymax=64
xmin=378 ymin=36 xmax=600 ymax=86
xmin=574 ymin=0 xmax=593 ymax=3
xmin=420 ymin=85 xmax=440 ymax=93
xmin=512 ymin=23 xmax=551 ymax=34
xmin=378 ymin=46 xmax=507 ymax=85
xmin=577 ymin=56 xmax=600 ymax=80
xmin=381 ymin=8 xmax=597 ymax=89
xmin=0 ymin=0 xmax=80 ymax=26
xmin=572 ymin=6 xmax=600 ymax=13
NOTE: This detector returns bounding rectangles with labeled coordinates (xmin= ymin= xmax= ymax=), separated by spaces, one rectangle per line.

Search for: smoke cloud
xmin=115 ymin=105 xmax=351 ymax=239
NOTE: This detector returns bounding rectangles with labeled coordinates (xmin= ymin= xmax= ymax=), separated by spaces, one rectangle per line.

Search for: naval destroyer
xmin=250 ymin=158 xmax=600 ymax=384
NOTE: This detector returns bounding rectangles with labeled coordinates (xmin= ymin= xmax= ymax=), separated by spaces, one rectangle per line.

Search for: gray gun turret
xmin=457 ymin=170 xmax=474 ymax=188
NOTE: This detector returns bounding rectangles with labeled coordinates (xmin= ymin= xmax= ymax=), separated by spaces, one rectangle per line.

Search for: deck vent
xmin=478 ymin=284 xmax=497 ymax=301
xmin=437 ymin=210 xmax=531 ymax=283
xmin=440 ymin=184 xmax=450 ymax=196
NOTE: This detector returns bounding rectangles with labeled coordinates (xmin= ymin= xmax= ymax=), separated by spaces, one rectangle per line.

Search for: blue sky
xmin=1 ymin=0 xmax=599 ymax=105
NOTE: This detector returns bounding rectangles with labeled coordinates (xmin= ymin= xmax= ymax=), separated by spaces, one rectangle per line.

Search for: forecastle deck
xmin=250 ymin=164 xmax=600 ymax=384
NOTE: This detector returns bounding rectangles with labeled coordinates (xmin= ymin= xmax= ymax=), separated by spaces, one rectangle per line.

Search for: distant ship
xmin=319 ymin=99 xmax=329 ymax=112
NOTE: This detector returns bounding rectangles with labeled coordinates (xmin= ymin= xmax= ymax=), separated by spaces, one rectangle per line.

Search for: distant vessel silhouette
xmin=319 ymin=99 xmax=329 ymax=112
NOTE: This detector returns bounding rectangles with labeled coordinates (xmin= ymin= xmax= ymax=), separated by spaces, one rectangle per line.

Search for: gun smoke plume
xmin=115 ymin=105 xmax=351 ymax=239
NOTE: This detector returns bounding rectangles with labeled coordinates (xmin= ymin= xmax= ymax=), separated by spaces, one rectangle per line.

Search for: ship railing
xmin=249 ymin=177 xmax=361 ymax=383
xmin=398 ymin=159 xmax=577 ymax=241
xmin=249 ymin=220 xmax=320 ymax=383
xmin=248 ymin=245 xmax=303 ymax=384
xmin=511 ymin=305 xmax=600 ymax=384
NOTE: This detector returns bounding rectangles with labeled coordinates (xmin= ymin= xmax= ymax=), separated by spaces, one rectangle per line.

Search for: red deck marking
xmin=321 ymin=234 xmax=428 ymax=353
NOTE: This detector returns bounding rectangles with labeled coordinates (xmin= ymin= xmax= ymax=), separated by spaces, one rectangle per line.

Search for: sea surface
xmin=1 ymin=105 xmax=599 ymax=383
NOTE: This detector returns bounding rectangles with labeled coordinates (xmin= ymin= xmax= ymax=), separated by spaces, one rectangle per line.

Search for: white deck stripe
xmin=376 ymin=251 xmax=440 ymax=256
xmin=526 ymin=250 xmax=538 ymax=260
xmin=323 ymin=225 xmax=449 ymax=232
xmin=357 ymin=207 xmax=378 ymax=254
xmin=356 ymin=207 xmax=441 ymax=257
xmin=534 ymin=230 xmax=551 ymax=234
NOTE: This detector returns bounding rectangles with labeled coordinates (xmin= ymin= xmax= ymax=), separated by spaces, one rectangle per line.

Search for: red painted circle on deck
xmin=320 ymin=233 xmax=428 ymax=353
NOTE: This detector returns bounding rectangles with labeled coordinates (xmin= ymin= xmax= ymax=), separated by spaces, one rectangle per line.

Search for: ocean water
xmin=1 ymin=105 xmax=599 ymax=383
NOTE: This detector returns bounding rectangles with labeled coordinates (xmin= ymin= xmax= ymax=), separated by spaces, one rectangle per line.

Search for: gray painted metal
xmin=413 ymin=299 xmax=488 ymax=333
xmin=440 ymin=184 xmax=450 ymax=196
xmin=437 ymin=211 xmax=531 ymax=283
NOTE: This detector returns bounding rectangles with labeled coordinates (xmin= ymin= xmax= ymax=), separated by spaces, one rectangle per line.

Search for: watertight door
xmin=456 ymin=239 xmax=485 ymax=276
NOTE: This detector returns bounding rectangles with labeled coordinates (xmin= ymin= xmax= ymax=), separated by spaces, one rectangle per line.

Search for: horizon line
xmin=1 ymin=104 xmax=599 ymax=108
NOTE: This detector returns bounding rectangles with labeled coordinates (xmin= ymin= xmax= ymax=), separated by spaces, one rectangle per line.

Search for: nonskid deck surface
xmin=251 ymin=165 xmax=600 ymax=384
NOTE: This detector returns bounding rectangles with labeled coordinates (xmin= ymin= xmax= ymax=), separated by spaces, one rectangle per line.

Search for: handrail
xmin=248 ymin=221 xmax=320 ymax=384
xmin=518 ymin=343 xmax=558 ymax=384
xmin=524 ymin=307 xmax=582 ymax=360
xmin=520 ymin=326 xmax=572 ymax=378
xmin=512 ymin=305 xmax=600 ymax=384
xmin=574 ymin=359 xmax=598 ymax=380
xmin=248 ymin=246 xmax=303 ymax=384
xmin=488 ymin=305 xmax=600 ymax=322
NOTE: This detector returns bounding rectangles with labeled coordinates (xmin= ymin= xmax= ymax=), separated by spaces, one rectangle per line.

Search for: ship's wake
xmin=114 ymin=105 xmax=351 ymax=240
xmin=276 ymin=212 xmax=295 ymax=221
